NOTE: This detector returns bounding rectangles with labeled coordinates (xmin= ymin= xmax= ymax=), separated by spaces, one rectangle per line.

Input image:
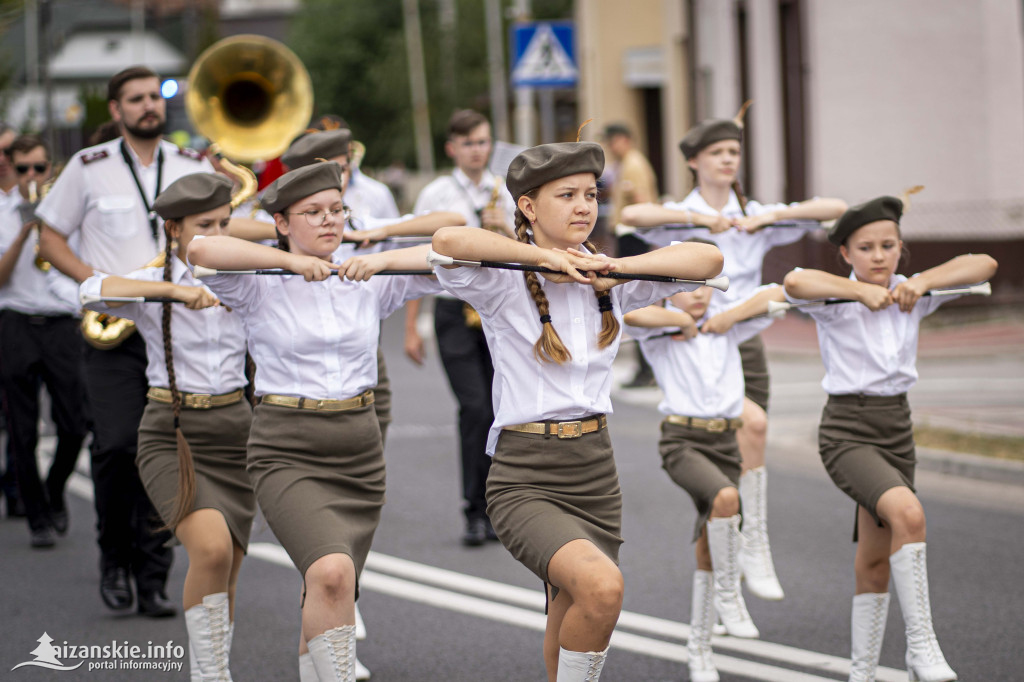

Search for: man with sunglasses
xmin=36 ymin=66 xmax=212 ymax=619
xmin=0 ymin=134 xmax=87 ymax=550
xmin=0 ymin=121 xmax=24 ymax=519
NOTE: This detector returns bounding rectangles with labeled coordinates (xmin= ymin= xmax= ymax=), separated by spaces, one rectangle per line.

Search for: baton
xmin=767 ymin=282 xmax=992 ymax=318
xmin=192 ymin=266 xmax=433 ymax=278
xmin=426 ymin=250 xmax=730 ymax=292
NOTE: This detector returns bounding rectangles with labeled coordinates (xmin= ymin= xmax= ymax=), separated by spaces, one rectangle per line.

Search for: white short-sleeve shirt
xmin=627 ymin=290 xmax=778 ymax=419
xmin=197 ymin=240 xmax=441 ymax=399
xmin=636 ymin=189 xmax=814 ymax=312
xmin=80 ymin=255 xmax=247 ymax=394
xmin=346 ymin=168 xmax=400 ymax=221
xmin=0 ymin=198 xmax=79 ymax=315
xmin=36 ymin=138 xmax=213 ymax=275
xmin=786 ymin=272 xmax=959 ymax=396
xmin=434 ymin=263 xmax=695 ymax=454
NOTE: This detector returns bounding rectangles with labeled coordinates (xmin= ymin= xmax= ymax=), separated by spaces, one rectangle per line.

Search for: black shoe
xmin=462 ymin=517 xmax=487 ymax=547
xmin=100 ymin=566 xmax=134 ymax=611
xmin=484 ymin=518 xmax=499 ymax=542
xmin=137 ymin=590 xmax=177 ymax=618
xmin=5 ymin=493 xmax=27 ymax=518
xmin=30 ymin=526 xmax=56 ymax=549
xmin=50 ymin=509 xmax=69 ymax=535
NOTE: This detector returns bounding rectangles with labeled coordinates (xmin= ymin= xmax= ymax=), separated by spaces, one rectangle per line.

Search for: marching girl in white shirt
xmin=623 ymin=283 xmax=784 ymax=682
xmin=783 ymin=196 xmax=996 ymax=682
xmin=431 ymin=141 xmax=723 ymax=682
xmin=620 ymin=113 xmax=847 ymax=604
xmin=81 ymin=172 xmax=255 ymax=679
xmin=188 ymin=161 xmax=440 ymax=682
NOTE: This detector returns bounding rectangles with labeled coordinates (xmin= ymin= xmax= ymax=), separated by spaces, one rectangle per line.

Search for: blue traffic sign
xmin=511 ymin=22 xmax=578 ymax=88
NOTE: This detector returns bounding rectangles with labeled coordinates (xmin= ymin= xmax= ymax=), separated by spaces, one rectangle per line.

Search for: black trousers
xmin=0 ymin=312 xmax=88 ymax=531
xmin=82 ymin=332 xmax=172 ymax=593
xmin=434 ymin=298 xmax=494 ymax=522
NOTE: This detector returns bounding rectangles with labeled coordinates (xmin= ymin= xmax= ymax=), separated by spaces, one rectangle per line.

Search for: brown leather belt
xmin=503 ymin=414 xmax=607 ymax=439
xmin=664 ymin=414 xmax=743 ymax=433
xmin=260 ymin=390 xmax=374 ymax=412
xmin=147 ymin=387 xmax=244 ymax=410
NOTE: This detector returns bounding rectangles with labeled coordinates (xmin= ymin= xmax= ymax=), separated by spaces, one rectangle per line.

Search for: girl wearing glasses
xmin=188 ymin=161 xmax=442 ymax=681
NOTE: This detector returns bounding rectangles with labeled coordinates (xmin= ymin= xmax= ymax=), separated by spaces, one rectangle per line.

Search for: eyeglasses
xmin=15 ymin=163 xmax=49 ymax=175
xmin=286 ymin=207 xmax=346 ymax=227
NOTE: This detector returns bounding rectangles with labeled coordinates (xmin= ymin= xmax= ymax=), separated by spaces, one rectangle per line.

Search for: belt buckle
xmin=557 ymin=421 xmax=583 ymax=439
xmin=315 ymin=399 xmax=327 ymax=410
xmin=706 ymin=418 xmax=726 ymax=433
xmin=190 ymin=394 xmax=213 ymax=409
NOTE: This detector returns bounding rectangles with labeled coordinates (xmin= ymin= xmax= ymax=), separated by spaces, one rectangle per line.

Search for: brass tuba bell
xmin=186 ymin=35 xmax=314 ymax=163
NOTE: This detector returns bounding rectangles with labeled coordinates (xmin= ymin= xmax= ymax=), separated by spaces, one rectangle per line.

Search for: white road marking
xmin=65 ymin=458 xmax=906 ymax=681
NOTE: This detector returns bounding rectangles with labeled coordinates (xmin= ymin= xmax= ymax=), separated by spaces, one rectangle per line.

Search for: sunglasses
xmin=15 ymin=163 xmax=49 ymax=175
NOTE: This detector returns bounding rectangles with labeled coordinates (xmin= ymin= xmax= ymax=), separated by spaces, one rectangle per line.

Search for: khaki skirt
xmin=738 ymin=334 xmax=770 ymax=412
xmin=658 ymin=420 xmax=743 ymax=542
xmin=374 ymin=344 xmax=392 ymax=444
xmin=136 ymin=399 xmax=255 ymax=551
xmin=246 ymin=401 xmax=385 ymax=584
xmin=486 ymin=424 xmax=622 ymax=587
xmin=818 ymin=393 xmax=916 ymax=540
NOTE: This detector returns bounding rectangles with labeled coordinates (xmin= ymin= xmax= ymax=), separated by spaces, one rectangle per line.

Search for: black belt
xmin=4 ymin=311 xmax=75 ymax=325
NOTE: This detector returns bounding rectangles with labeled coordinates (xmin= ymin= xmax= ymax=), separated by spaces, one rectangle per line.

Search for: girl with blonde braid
xmin=81 ymin=172 xmax=255 ymax=680
xmin=432 ymin=141 xmax=723 ymax=682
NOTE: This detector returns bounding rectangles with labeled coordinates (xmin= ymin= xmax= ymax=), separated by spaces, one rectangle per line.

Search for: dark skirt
xmin=246 ymin=401 xmax=385 ymax=587
xmin=374 ymin=344 xmax=392 ymax=444
xmin=818 ymin=393 xmax=916 ymax=541
xmin=486 ymin=425 xmax=622 ymax=586
xmin=658 ymin=420 xmax=743 ymax=542
xmin=738 ymin=334 xmax=770 ymax=412
xmin=136 ymin=399 xmax=256 ymax=551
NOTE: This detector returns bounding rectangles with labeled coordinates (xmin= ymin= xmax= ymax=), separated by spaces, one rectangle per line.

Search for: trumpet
xmin=24 ymin=180 xmax=52 ymax=272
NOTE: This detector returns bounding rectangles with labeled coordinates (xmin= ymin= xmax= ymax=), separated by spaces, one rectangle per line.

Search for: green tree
xmin=290 ymin=0 xmax=572 ymax=170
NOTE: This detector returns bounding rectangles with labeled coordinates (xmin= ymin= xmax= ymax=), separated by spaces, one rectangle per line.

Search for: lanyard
xmin=120 ymin=140 xmax=165 ymax=242
xmin=450 ymin=173 xmax=492 ymax=225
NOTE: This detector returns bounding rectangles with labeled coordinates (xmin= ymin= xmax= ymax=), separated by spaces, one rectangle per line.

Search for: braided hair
xmin=161 ymin=226 xmax=197 ymax=529
xmin=513 ymin=190 xmax=619 ymax=364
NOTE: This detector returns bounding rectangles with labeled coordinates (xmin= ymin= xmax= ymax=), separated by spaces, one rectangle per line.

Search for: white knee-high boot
xmin=889 ymin=543 xmax=956 ymax=682
xmin=353 ymin=604 xmax=371 ymax=680
xmin=308 ymin=625 xmax=357 ymax=682
xmin=299 ymin=652 xmax=319 ymax=682
xmin=184 ymin=592 xmax=233 ymax=681
xmin=738 ymin=467 xmax=785 ymax=600
xmin=556 ymin=646 xmax=608 ymax=681
xmin=849 ymin=592 xmax=889 ymax=682
xmin=688 ymin=570 xmax=720 ymax=682
xmin=708 ymin=515 xmax=760 ymax=639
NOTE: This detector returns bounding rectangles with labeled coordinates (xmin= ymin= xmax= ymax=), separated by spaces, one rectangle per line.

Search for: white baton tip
xmin=426 ymin=250 xmax=454 ymax=267
xmin=974 ymin=281 xmax=992 ymax=296
xmin=79 ymin=291 xmax=99 ymax=305
xmin=192 ymin=265 xmax=217 ymax=279
xmin=706 ymin=275 xmax=730 ymax=292
xmin=767 ymin=300 xmax=790 ymax=317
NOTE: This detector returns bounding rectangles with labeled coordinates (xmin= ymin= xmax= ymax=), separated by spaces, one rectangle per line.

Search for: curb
xmin=916 ymin=447 xmax=1024 ymax=486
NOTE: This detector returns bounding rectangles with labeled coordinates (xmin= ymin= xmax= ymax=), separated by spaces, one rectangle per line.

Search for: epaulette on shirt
xmin=81 ymin=149 xmax=109 ymax=165
xmin=177 ymin=146 xmax=204 ymax=162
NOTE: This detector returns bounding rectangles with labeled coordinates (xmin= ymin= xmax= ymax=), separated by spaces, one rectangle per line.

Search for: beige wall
xmin=805 ymin=0 xmax=1024 ymax=237
xmin=577 ymin=0 xmax=664 ymax=152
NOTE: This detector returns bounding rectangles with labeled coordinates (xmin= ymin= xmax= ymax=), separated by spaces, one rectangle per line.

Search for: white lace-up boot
xmin=738 ymin=467 xmax=785 ymax=600
xmin=688 ymin=570 xmax=720 ymax=682
xmin=189 ymin=640 xmax=200 ymax=681
xmin=889 ymin=544 xmax=957 ymax=682
xmin=708 ymin=514 xmax=760 ymax=638
xmin=184 ymin=592 xmax=233 ymax=681
xmin=308 ymin=625 xmax=357 ymax=682
xmin=849 ymin=592 xmax=889 ymax=682
xmin=556 ymin=645 xmax=609 ymax=681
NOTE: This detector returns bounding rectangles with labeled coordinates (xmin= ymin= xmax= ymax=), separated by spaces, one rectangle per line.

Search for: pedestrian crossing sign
xmin=511 ymin=22 xmax=578 ymax=88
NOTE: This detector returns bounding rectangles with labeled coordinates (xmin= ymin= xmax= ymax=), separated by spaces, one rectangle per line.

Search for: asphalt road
xmin=2 ymin=311 xmax=1022 ymax=681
